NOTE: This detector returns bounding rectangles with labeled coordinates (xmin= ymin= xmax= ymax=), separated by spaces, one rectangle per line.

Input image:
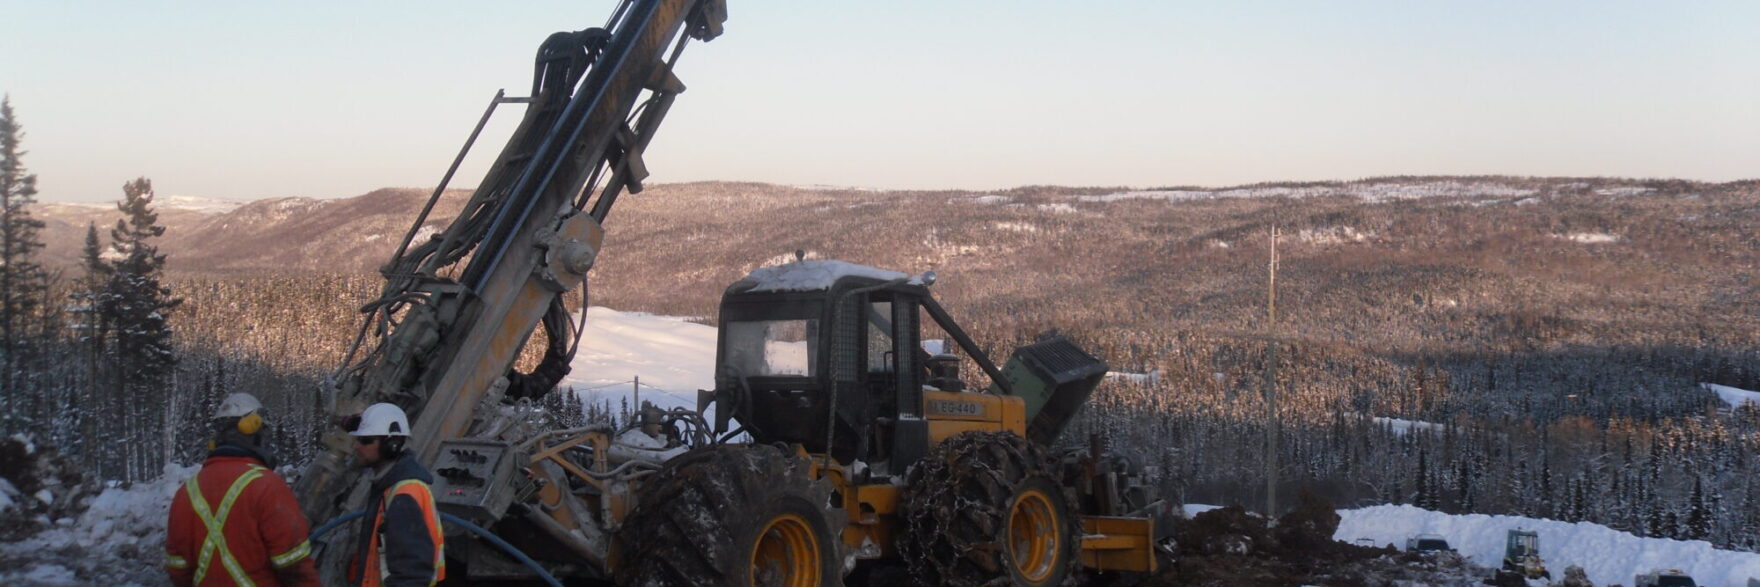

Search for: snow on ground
xmin=157 ymin=195 xmax=245 ymax=214
xmin=1555 ymin=232 xmax=1622 ymax=244
xmin=1297 ymin=225 xmax=1372 ymax=245
xmin=1701 ymin=383 xmax=1760 ymax=409
xmin=742 ymin=249 xmax=822 ymax=273
xmin=1079 ymin=186 xmax=1337 ymax=203
xmin=1373 ymin=416 xmax=1445 ymax=436
xmin=1183 ymin=503 xmax=1223 ymax=518
xmin=1105 ymin=370 xmax=1162 ymax=386
xmin=0 ymin=463 xmax=198 ymax=586
xmin=1075 ymin=181 xmax=1537 ymax=204
xmin=561 ymin=307 xmax=720 ymax=413
xmin=1335 ymin=504 xmax=1760 ymax=586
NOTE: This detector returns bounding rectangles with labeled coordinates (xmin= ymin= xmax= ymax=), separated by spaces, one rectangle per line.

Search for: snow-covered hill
xmin=559 ymin=307 xmax=718 ymax=413
xmin=1336 ymin=504 xmax=1760 ymax=586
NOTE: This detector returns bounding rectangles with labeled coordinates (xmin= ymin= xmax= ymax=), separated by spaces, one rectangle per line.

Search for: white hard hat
xmin=214 ymin=393 xmax=263 ymax=420
xmin=349 ymin=403 xmax=411 ymax=437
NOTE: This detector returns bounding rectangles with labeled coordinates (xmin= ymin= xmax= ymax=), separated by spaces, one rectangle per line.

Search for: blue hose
xmin=308 ymin=509 xmax=365 ymax=542
xmin=311 ymin=509 xmax=566 ymax=587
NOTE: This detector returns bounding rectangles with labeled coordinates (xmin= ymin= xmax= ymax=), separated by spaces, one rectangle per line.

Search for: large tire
xmin=614 ymin=444 xmax=849 ymax=587
xmin=901 ymin=431 xmax=1081 ymax=587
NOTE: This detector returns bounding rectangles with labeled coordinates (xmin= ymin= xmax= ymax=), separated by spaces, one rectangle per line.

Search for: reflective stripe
xmin=164 ymin=553 xmax=189 ymax=569
xmin=185 ymin=465 xmax=266 ymax=587
xmin=269 ymin=539 xmax=311 ymax=569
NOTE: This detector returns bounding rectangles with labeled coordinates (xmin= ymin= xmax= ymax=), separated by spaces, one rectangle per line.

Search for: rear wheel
xmin=901 ymin=431 xmax=1080 ymax=587
xmin=615 ymin=444 xmax=847 ymax=586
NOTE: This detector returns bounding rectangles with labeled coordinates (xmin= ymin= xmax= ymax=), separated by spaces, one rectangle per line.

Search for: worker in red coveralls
xmin=343 ymin=402 xmax=444 ymax=587
xmin=164 ymin=393 xmax=318 ymax=586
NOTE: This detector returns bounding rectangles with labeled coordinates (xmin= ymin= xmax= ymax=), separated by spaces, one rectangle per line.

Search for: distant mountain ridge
xmin=35 ymin=187 xmax=471 ymax=272
xmin=34 ymin=176 xmax=1747 ymax=277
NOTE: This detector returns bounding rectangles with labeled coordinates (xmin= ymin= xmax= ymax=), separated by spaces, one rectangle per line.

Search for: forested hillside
xmin=15 ymin=176 xmax=1760 ymax=551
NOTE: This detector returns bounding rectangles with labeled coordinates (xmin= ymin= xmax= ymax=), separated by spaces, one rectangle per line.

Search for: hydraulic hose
xmin=310 ymin=510 xmax=565 ymax=587
xmin=307 ymin=509 xmax=365 ymax=544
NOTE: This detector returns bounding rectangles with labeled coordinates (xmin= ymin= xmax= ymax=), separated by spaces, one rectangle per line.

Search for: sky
xmin=2 ymin=1 xmax=1756 ymax=203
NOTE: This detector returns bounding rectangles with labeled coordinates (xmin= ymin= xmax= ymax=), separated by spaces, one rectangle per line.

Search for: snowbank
xmin=1335 ymin=504 xmax=1760 ymax=587
xmin=0 ymin=463 xmax=196 ymax=586
xmin=1183 ymin=503 xmax=1223 ymax=518
xmin=1373 ymin=416 xmax=1444 ymax=436
xmin=1701 ymin=383 xmax=1760 ymax=409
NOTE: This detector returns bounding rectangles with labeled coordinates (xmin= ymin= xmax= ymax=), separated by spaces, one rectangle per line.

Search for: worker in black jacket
xmin=344 ymin=403 xmax=445 ymax=587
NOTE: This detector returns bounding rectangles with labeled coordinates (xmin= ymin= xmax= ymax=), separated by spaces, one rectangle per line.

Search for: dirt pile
xmin=1148 ymin=491 xmax=1490 ymax=586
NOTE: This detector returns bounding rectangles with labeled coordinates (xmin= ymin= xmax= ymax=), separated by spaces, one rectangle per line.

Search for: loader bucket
xmin=988 ymin=335 xmax=1108 ymax=446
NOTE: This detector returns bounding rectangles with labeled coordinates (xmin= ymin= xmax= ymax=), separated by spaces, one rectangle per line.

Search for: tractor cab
xmin=704 ymin=259 xmax=1107 ymax=477
xmin=1499 ymin=528 xmax=1551 ymax=580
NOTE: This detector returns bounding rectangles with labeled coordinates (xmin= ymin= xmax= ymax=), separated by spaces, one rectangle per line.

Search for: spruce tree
xmin=1455 ymin=457 xmax=1474 ymax=513
xmin=1685 ymin=477 xmax=1710 ymax=540
xmin=1539 ymin=459 xmax=1555 ymax=519
xmin=106 ymin=177 xmax=182 ymax=481
xmin=0 ymin=96 xmax=48 ymax=433
xmin=68 ymin=222 xmax=112 ymax=468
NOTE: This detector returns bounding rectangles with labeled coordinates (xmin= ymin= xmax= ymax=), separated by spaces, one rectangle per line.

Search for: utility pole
xmin=1264 ymin=223 xmax=1280 ymax=520
xmin=633 ymin=375 xmax=641 ymax=410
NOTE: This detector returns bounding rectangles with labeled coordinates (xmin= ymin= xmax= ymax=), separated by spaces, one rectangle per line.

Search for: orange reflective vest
xmin=356 ymin=479 xmax=446 ymax=587
xmin=164 ymin=456 xmax=316 ymax=586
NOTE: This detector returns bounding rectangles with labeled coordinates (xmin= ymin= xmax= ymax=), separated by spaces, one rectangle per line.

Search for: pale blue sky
xmin=3 ymin=1 xmax=1756 ymax=202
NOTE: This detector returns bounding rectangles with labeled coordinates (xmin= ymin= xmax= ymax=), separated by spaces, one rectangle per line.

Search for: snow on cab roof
xmin=732 ymin=260 xmax=914 ymax=293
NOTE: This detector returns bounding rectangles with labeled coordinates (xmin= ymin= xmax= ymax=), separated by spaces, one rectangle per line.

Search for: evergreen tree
xmin=1455 ymin=457 xmax=1474 ymax=512
xmin=1569 ymin=477 xmax=1588 ymax=522
xmin=105 ymin=177 xmax=183 ymax=481
xmin=0 ymin=96 xmax=48 ymax=433
xmin=1685 ymin=477 xmax=1710 ymax=540
xmin=1539 ymin=459 xmax=1555 ymax=518
xmin=1739 ymin=486 xmax=1760 ymax=552
xmin=1414 ymin=446 xmax=1431 ymax=508
xmin=68 ymin=222 xmax=112 ymax=468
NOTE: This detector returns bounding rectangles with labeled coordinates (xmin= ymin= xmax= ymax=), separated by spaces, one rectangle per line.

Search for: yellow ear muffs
xmin=237 ymin=412 xmax=264 ymax=436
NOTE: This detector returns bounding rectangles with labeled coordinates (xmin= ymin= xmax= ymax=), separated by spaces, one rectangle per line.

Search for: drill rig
xmin=296 ymin=0 xmax=727 ymax=581
xmin=298 ymin=1 xmax=1172 ymax=584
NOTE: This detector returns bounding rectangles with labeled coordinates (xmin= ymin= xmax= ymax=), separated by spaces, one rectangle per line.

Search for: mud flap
xmin=1080 ymin=516 xmax=1158 ymax=573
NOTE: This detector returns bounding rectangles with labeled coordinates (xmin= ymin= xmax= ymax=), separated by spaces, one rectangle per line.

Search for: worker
xmin=164 ymin=393 xmax=317 ymax=586
xmin=344 ymin=402 xmax=445 ymax=587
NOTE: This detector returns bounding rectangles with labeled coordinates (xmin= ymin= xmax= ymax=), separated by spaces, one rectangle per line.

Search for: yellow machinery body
xmin=795 ymin=391 xmax=1160 ymax=574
